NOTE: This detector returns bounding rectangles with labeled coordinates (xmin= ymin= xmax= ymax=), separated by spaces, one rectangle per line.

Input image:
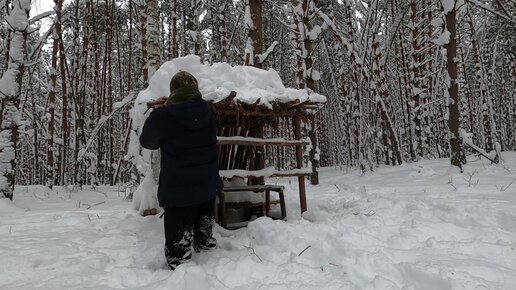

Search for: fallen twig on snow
xmin=447 ymin=176 xmax=457 ymax=190
xmin=83 ymin=201 xmax=106 ymax=210
xmin=353 ymin=209 xmax=376 ymax=217
xmin=244 ymin=244 xmax=263 ymax=262
xmin=499 ymin=177 xmax=516 ymax=192
xmin=463 ymin=170 xmax=479 ymax=187
xmin=298 ymin=245 xmax=312 ymax=256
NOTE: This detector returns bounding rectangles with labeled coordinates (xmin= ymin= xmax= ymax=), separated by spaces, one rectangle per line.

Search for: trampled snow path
xmin=1 ymin=153 xmax=516 ymax=289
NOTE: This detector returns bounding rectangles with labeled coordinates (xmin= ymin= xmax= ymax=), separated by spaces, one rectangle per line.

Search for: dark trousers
xmin=163 ymin=198 xmax=216 ymax=270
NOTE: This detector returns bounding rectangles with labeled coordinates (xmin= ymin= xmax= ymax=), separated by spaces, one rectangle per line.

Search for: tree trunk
xmin=410 ymin=0 xmax=423 ymax=160
xmin=443 ymin=1 xmax=466 ymax=169
xmin=139 ymin=0 xmax=149 ymax=85
xmin=219 ymin=1 xmax=228 ymax=62
xmin=245 ymin=0 xmax=265 ymax=184
xmin=169 ymin=0 xmax=178 ymax=59
xmin=47 ymin=0 xmax=63 ymax=188
xmin=0 ymin=0 xmax=30 ymax=199
xmin=57 ymin=0 xmax=68 ymax=185
xmin=247 ymin=0 xmax=264 ymax=68
xmin=147 ymin=0 xmax=160 ymax=77
xmin=291 ymin=0 xmax=320 ymax=184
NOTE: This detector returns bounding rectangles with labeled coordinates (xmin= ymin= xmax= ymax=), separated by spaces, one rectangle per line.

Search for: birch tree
xmin=0 ymin=0 xmax=30 ymax=199
xmin=245 ymin=0 xmax=263 ymax=67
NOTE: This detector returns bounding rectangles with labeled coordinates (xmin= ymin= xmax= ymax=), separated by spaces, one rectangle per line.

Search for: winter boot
xmin=164 ymin=247 xmax=192 ymax=270
xmin=193 ymin=207 xmax=217 ymax=252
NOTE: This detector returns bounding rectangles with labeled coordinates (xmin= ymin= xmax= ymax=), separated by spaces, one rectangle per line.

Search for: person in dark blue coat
xmin=140 ymin=71 xmax=222 ymax=270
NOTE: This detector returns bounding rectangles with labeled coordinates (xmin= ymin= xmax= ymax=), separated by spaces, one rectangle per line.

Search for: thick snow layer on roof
xmin=135 ymin=55 xmax=326 ymax=108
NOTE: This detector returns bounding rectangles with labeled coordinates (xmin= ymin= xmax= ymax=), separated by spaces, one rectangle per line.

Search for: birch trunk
xmin=0 ymin=0 xmax=30 ymax=199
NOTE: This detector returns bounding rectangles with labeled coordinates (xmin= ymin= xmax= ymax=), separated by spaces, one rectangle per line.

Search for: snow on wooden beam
xmin=217 ymin=136 xmax=309 ymax=146
xmin=215 ymin=109 xmax=296 ymax=116
xmin=220 ymin=167 xmax=312 ymax=179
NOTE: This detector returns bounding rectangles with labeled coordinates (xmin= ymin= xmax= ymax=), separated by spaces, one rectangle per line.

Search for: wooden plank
xmin=224 ymin=200 xmax=281 ymax=209
xmin=216 ymin=109 xmax=296 ymax=117
xmin=293 ymin=111 xmax=307 ymax=213
xmin=220 ymin=169 xmax=312 ymax=179
xmin=279 ymin=189 xmax=286 ymax=219
xmin=271 ymin=171 xmax=311 ymax=177
xmin=223 ymin=184 xmax=285 ymax=192
xmin=224 ymin=220 xmax=250 ymax=230
xmin=217 ymin=136 xmax=309 ymax=147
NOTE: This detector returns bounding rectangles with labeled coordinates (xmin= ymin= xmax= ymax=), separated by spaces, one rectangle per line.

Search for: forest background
xmin=0 ymin=0 xmax=515 ymax=199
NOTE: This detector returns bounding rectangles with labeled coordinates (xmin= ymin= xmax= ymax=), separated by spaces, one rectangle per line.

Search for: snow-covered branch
xmin=466 ymin=0 xmax=516 ymax=24
xmin=460 ymin=129 xmax=499 ymax=164
xmin=29 ymin=10 xmax=55 ymax=25
xmin=78 ymin=91 xmax=138 ymax=161
xmin=256 ymin=41 xmax=278 ymax=64
xmin=29 ymin=23 xmax=55 ymax=61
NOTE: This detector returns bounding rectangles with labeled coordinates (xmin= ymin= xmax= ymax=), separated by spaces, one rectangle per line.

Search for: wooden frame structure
xmin=217 ymin=184 xmax=286 ymax=229
xmin=211 ymin=91 xmax=323 ymax=226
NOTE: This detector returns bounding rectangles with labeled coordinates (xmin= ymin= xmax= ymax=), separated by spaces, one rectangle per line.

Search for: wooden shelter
xmin=129 ymin=55 xmax=326 ymax=221
xmin=210 ymin=91 xmax=324 ymax=228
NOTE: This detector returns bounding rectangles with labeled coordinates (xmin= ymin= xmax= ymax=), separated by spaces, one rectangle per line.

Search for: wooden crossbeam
xmin=223 ymin=184 xmax=285 ymax=192
xmin=217 ymin=136 xmax=309 ymax=147
xmin=215 ymin=109 xmax=296 ymax=117
xmin=219 ymin=168 xmax=312 ymax=179
xmin=271 ymin=171 xmax=312 ymax=177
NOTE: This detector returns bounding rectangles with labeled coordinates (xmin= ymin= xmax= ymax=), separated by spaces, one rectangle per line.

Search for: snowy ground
xmin=1 ymin=153 xmax=516 ymax=290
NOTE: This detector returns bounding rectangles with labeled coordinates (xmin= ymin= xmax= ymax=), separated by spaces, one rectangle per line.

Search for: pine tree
xmin=441 ymin=0 xmax=466 ymax=169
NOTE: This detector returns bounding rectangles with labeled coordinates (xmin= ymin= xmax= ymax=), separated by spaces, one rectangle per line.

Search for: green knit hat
xmin=166 ymin=71 xmax=202 ymax=105
xmin=170 ymin=71 xmax=199 ymax=93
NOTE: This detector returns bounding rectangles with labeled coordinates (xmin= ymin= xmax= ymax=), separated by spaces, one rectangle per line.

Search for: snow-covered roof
xmin=135 ymin=55 xmax=326 ymax=109
xmin=128 ymin=55 xmax=326 ymax=175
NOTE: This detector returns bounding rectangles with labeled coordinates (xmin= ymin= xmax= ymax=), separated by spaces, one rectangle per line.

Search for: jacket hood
xmin=166 ymin=100 xmax=213 ymax=130
xmin=165 ymin=87 xmax=203 ymax=106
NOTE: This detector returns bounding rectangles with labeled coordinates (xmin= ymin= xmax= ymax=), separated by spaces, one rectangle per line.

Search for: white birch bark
xmin=0 ymin=0 xmax=30 ymax=199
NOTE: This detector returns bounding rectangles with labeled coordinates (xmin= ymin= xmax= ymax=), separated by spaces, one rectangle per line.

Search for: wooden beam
xmin=222 ymin=184 xmax=285 ymax=192
xmin=215 ymin=110 xmax=296 ymax=117
xmin=271 ymin=171 xmax=311 ymax=177
xmin=217 ymin=136 xmax=309 ymax=146
xmin=219 ymin=168 xmax=312 ymax=179
xmin=293 ymin=112 xmax=307 ymax=213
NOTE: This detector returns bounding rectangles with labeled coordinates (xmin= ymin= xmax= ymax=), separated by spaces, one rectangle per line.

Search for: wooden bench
xmin=217 ymin=184 xmax=286 ymax=229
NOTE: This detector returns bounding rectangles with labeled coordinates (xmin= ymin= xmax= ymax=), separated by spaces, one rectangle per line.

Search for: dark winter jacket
xmin=139 ymin=98 xmax=222 ymax=208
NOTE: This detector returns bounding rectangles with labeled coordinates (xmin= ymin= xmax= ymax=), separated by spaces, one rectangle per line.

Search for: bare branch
xmin=243 ymin=244 xmax=263 ymax=262
xmin=298 ymin=245 xmax=311 ymax=256
xmin=500 ymin=177 xmax=516 ymax=192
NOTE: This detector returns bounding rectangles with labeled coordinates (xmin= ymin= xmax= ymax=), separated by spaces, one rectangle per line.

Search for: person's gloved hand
xmin=147 ymin=96 xmax=168 ymax=109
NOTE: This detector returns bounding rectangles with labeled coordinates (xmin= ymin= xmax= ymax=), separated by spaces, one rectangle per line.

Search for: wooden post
xmin=249 ymin=122 xmax=265 ymax=185
xmin=293 ymin=111 xmax=307 ymax=213
xmin=279 ymin=189 xmax=286 ymax=219
xmin=308 ymin=115 xmax=319 ymax=185
xmin=219 ymin=191 xmax=227 ymax=228
xmin=265 ymin=189 xmax=270 ymax=215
